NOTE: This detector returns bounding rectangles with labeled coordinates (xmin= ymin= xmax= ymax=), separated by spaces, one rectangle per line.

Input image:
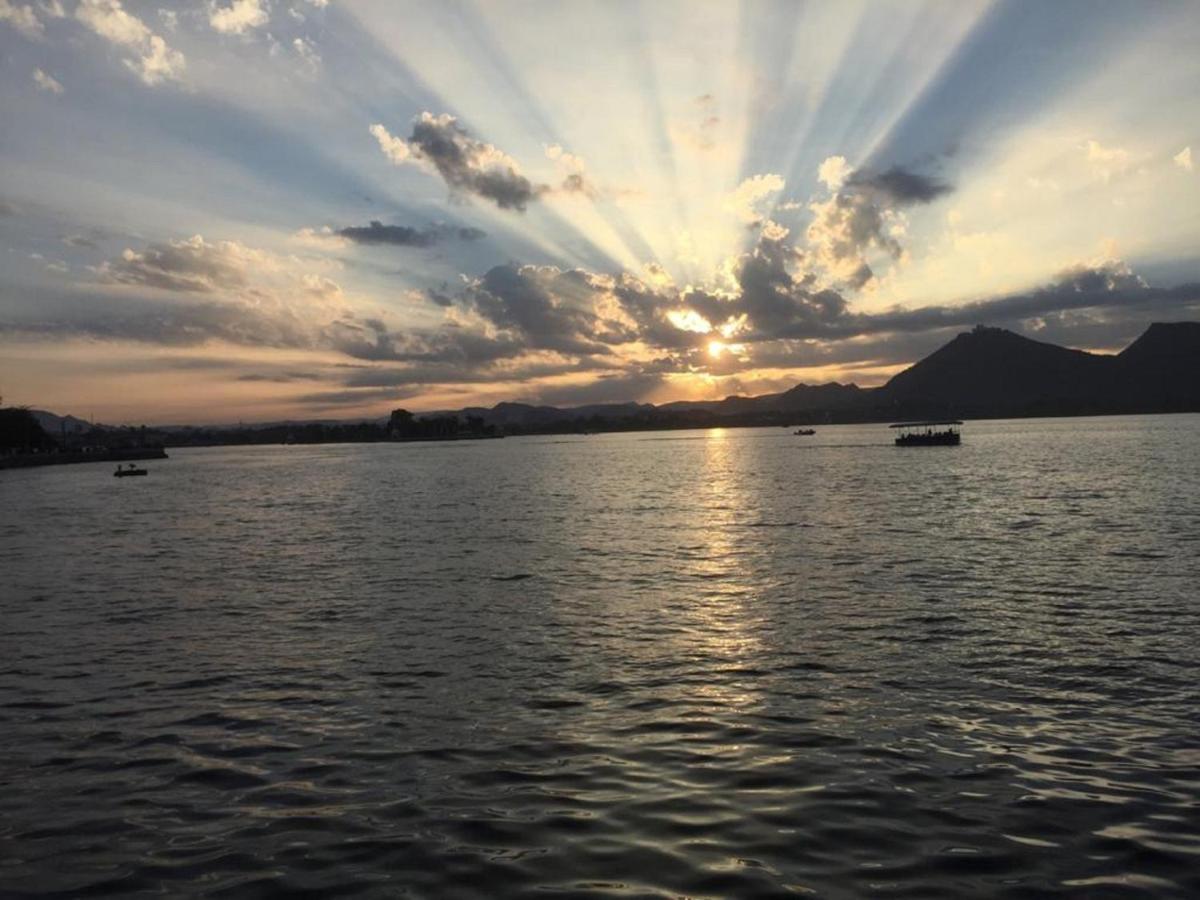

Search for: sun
xmin=708 ymin=339 xmax=726 ymax=358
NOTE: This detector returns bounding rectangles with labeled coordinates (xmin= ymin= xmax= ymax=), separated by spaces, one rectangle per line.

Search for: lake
xmin=2 ymin=416 xmax=1199 ymax=898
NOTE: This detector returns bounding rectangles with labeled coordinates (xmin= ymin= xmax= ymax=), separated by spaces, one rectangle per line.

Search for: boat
xmin=794 ymin=428 xmax=816 ymax=436
xmin=114 ymin=464 xmax=148 ymax=477
xmin=890 ymin=420 xmax=962 ymax=446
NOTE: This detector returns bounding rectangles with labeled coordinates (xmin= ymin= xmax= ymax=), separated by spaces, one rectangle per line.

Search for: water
xmin=2 ymin=416 xmax=1199 ymax=898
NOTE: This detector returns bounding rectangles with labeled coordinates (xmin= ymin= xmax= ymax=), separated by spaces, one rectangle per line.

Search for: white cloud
xmin=1084 ymin=139 xmax=1131 ymax=182
xmin=1174 ymin=146 xmax=1193 ymax=172
xmin=817 ymin=155 xmax=851 ymax=191
xmin=134 ymin=34 xmax=186 ymax=85
xmin=725 ymin=173 xmax=785 ymax=224
xmin=293 ymin=36 xmax=320 ymax=70
xmin=30 ymin=67 xmax=63 ymax=95
xmin=0 ymin=0 xmax=43 ymax=38
xmin=37 ymin=0 xmax=62 ymax=16
xmin=76 ymin=0 xmax=147 ymax=44
xmin=293 ymin=226 xmax=349 ymax=250
xmin=369 ymin=123 xmax=413 ymax=165
xmin=32 ymin=67 xmax=63 ymax=93
xmin=209 ymin=0 xmax=269 ymax=35
xmin=75 ymin=0 xmax=185 ymax=85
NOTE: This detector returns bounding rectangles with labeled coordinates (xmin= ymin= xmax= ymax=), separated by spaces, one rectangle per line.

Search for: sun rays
xmin=1 ymin=1 xmax=1198 ymax=420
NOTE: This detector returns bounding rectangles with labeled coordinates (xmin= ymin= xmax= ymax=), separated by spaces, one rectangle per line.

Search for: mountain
xmin=438 ymin=322 xmax=1200 ymax=429
xmin=30 ymin=409 xmax=98 ymax=435
xmin=874 ymin=322 xmax=1200 ymax=418
xmin=1114 ymin=321 xmax=1200 ymax=410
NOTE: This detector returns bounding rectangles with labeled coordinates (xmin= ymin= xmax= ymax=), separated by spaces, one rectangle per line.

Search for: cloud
xmin=236 ymin=370 xmax=320 ymax=383
xmin=529 ymin=371 xmax=666 ymax=407
xmin=846 ymin=261 xmax=1198 ymax=341
xmin=75 ymin=0 xmax=185 ymax=85
xmin=292 ymin=36 xmax=320 ymax=70
xmin=1175 ymin=146 xmax=1193 ymax=172
xmin=805 ymin=192 xmax=900 ymax=289
xmin=209 ymin=0 xmax=268 ymax=35
xmin=817 ymin=156 xmax=851 ymax=191
xmin=545 ymin=143 xmax=596 ymax=198
xmin=336 ymin=220 xmax=487 ymax=248
xmin=725 ymin=173 xmax=785 ymax=225
xmin=10 ymin=217 xmax=1195 ymax=403
xmin=369 ymin=123 xmax=411 ymax=164
xmin=63 ymin=236 xmax=97 ymax=247
xmin=32 ymin=67 xmax=63 ymax=94
xmin=671 ymin=93 xmax=721 ymax=153
xmin=1084 ymin=139 xmax=1132 ymax=182
xmin=98 ymin=235 xmax=267 ymax=292
xmin=370 ymin=113 xmax=546 ymax=211
xmin=804 ymin=162 xmax=951 ymax=289
xmin=292 ymin=225 xmax=349 ymax=250
xmin=716 ymin=223 xmax=848 ymax=338
xmin=848 ymin=165 xmax=953 ymax=205
xmin=1 ymin=0 xmax=42 ymax=37
xmin=461 ymin=265 xmax=621 ymax=355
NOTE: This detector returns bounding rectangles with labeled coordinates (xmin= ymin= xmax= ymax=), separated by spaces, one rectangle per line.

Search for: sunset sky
xmin=1 ymin=0 xmax=1198 ymax=423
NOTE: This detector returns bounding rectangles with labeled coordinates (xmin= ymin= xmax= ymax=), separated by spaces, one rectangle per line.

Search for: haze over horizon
xmin=2 ymin=0 xmax=1199 ymax=424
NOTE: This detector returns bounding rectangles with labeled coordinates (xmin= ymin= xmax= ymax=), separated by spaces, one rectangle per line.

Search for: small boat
xmin=114 ymin=464 xmax=148 ymax=477
xmin=890 ymin=420 xmax=962 ymax=447
xmin=794 ymin=428 xmax=816 ymax=436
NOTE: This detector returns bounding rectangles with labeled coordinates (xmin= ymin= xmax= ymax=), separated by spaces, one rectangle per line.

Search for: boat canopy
xmin=889 ymin=420 xmax=963 ymax=428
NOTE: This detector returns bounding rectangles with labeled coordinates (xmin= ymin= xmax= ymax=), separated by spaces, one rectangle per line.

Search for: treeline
xmin=387 ymin=409 xmax=498 ymax=440
xmin=0 ymin=408 xmax=57 ymax=454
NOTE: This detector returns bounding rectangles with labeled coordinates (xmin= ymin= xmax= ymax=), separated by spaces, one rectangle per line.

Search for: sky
xmin=1 ymin=0 xmax=1198 ymax=424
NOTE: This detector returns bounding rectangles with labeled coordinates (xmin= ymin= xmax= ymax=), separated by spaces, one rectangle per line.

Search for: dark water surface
xmin=3 ymin=416 xmax=1199 ymax=898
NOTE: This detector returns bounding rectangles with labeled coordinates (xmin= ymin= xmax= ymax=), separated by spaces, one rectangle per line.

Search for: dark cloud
xmin=62 ymin=233 xmax=103 ymax=249
xmin=848 ymin=165 xmax=953 ymax=206
xmin=337 ymin=220 xmax=487 ymax=247
xmin=463 ymin=264 xmax=617 ymax=356
xmin=236 ymin=371 xmax=320 ymax=383
xmin=725 ymin=226 xmax=848 ymax=336
xmin=845 ymin=264 xmax=1200 ymax=339
xmin=291 ymin=387 xmax=426 ymax=408
xmin=6 ymin=228 xmax=1196 ymax=401
xmin=560 ymin=173 xmax=590 ymax=195
xmin=376 ymin=113 xmax=547 ymax=211
xmin=0 ymin=293 xmax=319 ymax=349
xmin=527 ymin=371 xmax=667 ymax=407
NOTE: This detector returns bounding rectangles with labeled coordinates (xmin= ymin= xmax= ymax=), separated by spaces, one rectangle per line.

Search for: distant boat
xmin=794 ymin=428 xmax=816 ymax=436
xmin=114 ymin=465 xmax=148 ymax=477
xmin=890 ymin=420 xmax=962 ymax=447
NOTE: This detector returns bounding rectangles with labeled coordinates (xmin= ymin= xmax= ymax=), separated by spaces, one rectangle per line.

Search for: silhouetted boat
xmin=890 ymin=420 xmax=962 ymax=446
xmin=794 ymin=428 xmax=816 ymax=436
xmin=114 ymin=465 xmax=148 ymax=477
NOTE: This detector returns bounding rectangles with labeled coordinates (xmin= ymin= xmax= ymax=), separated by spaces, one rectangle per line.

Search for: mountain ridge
xmin=28 ymin=322 xmax=1200 ymax=434
xmin=423 ymin=322 xmax=1200 ymax=429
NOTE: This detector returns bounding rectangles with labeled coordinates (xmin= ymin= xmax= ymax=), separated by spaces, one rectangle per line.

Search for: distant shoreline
xmin=157 ymin=409 xmax=1200 ymax=452
xmin=0 ymin=447 xmax=168 ymax=471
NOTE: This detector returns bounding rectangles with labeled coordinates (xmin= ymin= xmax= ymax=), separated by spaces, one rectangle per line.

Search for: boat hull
xmin=895 ymin=433 xmax=960 ymax=447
